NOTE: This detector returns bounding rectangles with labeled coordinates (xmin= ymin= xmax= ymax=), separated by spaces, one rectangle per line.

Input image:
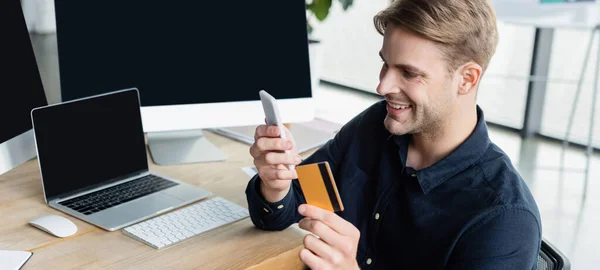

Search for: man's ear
xmin=457 ymin=62 xmax=483 ymax=96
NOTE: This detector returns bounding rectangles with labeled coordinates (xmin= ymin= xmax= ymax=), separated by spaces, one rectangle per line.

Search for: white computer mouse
xmin=29 ymin=215 xmax=78 ymax=238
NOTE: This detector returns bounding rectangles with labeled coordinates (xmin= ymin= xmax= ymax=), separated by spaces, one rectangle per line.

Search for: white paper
xmin=0 ymin=250 xmax=33 ymax=270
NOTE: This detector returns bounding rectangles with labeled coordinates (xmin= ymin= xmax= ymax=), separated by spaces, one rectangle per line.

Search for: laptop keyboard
xmin=59 ymin=175 xmax=178 ymax=215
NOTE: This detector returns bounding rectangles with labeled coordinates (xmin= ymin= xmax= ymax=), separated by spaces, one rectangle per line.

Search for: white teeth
xmin=389 ymin=102 xmax=410 ymax=110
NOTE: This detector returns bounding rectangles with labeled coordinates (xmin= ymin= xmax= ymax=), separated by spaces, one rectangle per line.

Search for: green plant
xmin=306 ymin=0 xmax=354 ymax=34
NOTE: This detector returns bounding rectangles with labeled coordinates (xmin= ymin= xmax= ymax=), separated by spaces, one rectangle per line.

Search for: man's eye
xmin=403 ymin=70 xmax=417 ymax=79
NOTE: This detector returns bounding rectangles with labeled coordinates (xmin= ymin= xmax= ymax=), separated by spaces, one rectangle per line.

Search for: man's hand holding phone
xmin=249 ymin=124 xmax=302 ymax=202
xmin=253 ymin=90 xmax=358 ymax=269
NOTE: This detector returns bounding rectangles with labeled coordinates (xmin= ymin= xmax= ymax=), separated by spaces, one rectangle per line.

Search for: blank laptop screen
xmin=32 ymin=89 xmax=148 ymax=200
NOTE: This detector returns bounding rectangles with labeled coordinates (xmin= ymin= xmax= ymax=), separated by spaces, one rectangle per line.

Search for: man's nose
xmin=376 ymin=70 xmax=400 ymax=96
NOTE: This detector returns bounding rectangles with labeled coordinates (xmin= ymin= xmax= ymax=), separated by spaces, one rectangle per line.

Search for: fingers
xmin=254 ymin=125 xmax=281 ymax=140
xmin=249 ymin=138 xmax=294 ymax=159
xmin=249 ymin=144 xmax=261 ymax=158
xmin=254 ymin=157 xmax=298 ymax=181
xmin=255 ymin=137 xmax=293 ymax=152
xmin=253 ymin=152 xmax=302 ymax=168
xmin=299 ymin=204 xmax=360 ymax=238
xmin=303 ymin=234 xmax=341 ymax=265
xmin=299 ymin=218 xmax=346 ymax=250
xmin=299 ymin=248 xmax=327 ymax=270
xmin=251 ymin=141 xmax=301 ymax=164
xmin=261 ymin=168 xmax=297 ymax=181
xmin=265 ymin=152 xmax=302 ymax=165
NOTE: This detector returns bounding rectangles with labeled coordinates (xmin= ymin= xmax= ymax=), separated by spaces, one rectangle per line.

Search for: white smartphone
xmin=259 ymin=90 xmax=294 ymax=170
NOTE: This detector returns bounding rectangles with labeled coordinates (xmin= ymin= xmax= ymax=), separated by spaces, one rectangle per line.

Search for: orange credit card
xmin=295 ymin=161 xmax=344 ymax=212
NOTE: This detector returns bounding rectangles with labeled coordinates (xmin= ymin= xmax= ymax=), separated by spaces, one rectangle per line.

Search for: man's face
xmin=377 ymin=25 xmax=457 ymax=136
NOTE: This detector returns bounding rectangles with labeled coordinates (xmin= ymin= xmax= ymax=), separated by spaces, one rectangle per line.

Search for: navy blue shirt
xmin=246 ymin=101 xmax=541 ymax=269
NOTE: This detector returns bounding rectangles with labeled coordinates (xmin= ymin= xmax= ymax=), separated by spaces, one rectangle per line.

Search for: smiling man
xmin=246 ymin=0 xmax=541 ymax=269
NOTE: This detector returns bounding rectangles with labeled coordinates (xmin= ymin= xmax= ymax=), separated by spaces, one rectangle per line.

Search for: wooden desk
xmin=0 ymin=132 xmax=307 ymax=269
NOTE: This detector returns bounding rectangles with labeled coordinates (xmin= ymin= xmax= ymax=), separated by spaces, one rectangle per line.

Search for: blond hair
xmin=374 ymin=0 xmax=499 ymax=72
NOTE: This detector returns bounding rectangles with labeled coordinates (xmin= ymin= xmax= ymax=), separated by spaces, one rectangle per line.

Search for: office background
xmin=22 ymin=0 xmax=599 ymax=269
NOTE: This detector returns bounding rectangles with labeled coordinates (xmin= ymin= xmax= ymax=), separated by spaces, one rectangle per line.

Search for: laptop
xmin=31 ymin=88 xmax=211 ymax=231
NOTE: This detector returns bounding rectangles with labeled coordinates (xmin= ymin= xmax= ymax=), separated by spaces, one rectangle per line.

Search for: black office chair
xmin=537 ymin=238 xmax=570 ymax=270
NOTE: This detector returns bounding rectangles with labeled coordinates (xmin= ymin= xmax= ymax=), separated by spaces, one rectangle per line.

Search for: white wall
xmin=542 ymin=28 xmax=600 ymax=146
xmin=314 ymin=0 xmax=600 ymax=147
xmin=311 ymin=0 xmax=387 ymax=94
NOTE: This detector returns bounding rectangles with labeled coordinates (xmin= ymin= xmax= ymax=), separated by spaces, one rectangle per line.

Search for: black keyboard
xmin=59 ymin=175 xmax=178 ymax=215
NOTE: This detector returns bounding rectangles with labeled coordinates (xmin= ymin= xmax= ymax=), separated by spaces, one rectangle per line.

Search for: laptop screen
xmin=32 ymin=89 xmax=148 ymax=201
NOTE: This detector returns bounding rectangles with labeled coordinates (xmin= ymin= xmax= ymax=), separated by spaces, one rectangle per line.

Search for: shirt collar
xmin=394 ymin=106 xmax=491 ymax=194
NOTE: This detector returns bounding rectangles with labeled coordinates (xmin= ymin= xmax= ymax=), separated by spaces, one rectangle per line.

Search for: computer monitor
xmin=54 ymin=1 xmax=314 ymax=165
xmin=0 ymin=0 xmax=48 ymax=175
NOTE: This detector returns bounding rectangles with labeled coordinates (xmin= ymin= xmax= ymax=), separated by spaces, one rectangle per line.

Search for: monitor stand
xmin=147 ymin=130 xmax=227 ymax=166
xmin=0 ymin=130 xmax=37 ymax=176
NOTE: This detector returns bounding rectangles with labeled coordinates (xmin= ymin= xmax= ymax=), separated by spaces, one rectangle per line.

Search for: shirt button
xmin=366 ymin=258 xmax=373 ymax=265
xmin=411 ymin=173 xmax=417 ymax=177
xmin=375 ymin=213 xmax=380 ymax=220
xmin=277 ymin=205 xmax=284 ymax=209
xmin=263 ymin=208 xmax=269 ymax=213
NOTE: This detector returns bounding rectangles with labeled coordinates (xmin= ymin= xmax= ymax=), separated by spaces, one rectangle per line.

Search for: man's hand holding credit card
xmin=295 ymin=163 xmax=358 ymax=270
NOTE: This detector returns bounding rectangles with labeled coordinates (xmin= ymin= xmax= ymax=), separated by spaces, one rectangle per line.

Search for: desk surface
xmin=0 ymin=132 xmax=307 ymax=269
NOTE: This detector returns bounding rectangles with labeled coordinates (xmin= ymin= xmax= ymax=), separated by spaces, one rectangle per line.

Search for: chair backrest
xmin=537 ymin=238 xmax=570 ymax=270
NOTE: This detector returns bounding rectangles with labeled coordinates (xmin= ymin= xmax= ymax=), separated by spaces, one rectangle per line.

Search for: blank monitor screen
xmin=55 ymin=1 xmax=312 ymax=106
xmin=32 ymin=89 xmax=148 ymax=200
xmin=0 ymin=0 xmax=48 ymax=144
